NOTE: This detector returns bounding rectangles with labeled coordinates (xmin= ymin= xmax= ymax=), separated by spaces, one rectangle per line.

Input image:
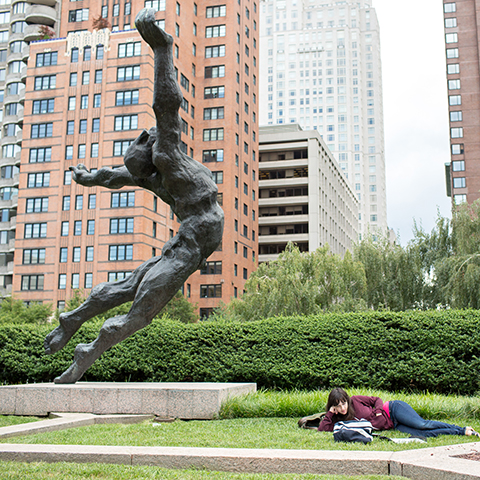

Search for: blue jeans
xmin=389 ymin=400 xmax=465 ymax=438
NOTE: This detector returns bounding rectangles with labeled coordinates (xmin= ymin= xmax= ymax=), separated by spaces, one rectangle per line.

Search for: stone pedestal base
xmin=0 ymin=382 xmax=256 ymax=419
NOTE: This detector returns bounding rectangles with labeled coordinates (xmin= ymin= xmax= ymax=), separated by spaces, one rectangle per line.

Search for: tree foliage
xmin=0 ymin=298 xmax=53 ymax=325
xmin=379 ymin=198 xmax=480 ymax=310
xmin=160 ymin=290 xmax=198 ymax=324
xmin=92 ymin=15 xmax=110 ymax=30
xmin=224 ymin=243 xmax=366 ymax=321
xmin=353 ymin=235 xmax=425 ymax=311
xmin=433 ymin=200 xmax=480 ymax=308
xmin=38 ymin=25 xmax=55 ymax=40
xmin=221 ymin=198 xmax=480 ymax=317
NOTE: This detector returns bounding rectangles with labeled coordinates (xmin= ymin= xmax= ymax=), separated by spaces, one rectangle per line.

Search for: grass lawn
xmin=0 ymin=416 xmax=39 ymax=428
xmin=219 ymin=388 xmax=480 ymax=421
xmin=0 ymin=461 xmax=404 ymax=480
xmin=1 ymin=416 xmax=478 ymax=452
xmin=0 ymin=388 xmax=478 ymax=479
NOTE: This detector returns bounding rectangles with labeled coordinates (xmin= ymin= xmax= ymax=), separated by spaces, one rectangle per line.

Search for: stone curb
xmin=0 ymin=413 xmax=154 ymax=439
xmin=390 ymin=442 xmax=480 ymax=479
xmin=0 ymin=442 xmax=479 ymax=477
xmin=0 ymin=415 xmax=478 ymax=478
xmin=0 ymin=444 xmax=392 ymax=475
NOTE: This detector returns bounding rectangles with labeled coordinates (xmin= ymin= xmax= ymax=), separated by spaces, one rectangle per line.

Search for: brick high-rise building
xmin=259 ymin=0 xmax=387 ymax=239
xmin=10 ymin=0 xmax=259 ymax=316
xmin=0 ymin=0 xmax=61 ymax=297
xmin=443 ymin=0 xmax=480 ymax=205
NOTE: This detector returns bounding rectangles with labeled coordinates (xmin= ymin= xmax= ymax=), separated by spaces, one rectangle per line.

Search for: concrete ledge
xmin=0 ymin=382 xmax=256 ymax=419
xmin=0 ymin=413 xmax=153 ymax=439
xmin=390 ymin=442 xmax=480 ymax=479
xmin=0 ymin=444 xmax=392 ymax=475
xmin=0 ymin=440 xmax=478 ymax=477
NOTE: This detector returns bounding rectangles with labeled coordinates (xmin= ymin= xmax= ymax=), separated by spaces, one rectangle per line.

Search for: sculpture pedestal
xmin=0 ymin=382 xmax=256 ymax=419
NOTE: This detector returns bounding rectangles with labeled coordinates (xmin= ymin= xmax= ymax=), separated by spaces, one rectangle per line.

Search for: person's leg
xmin=390 ymin=401 xmax=465 ymax=436
xmin=44 ymin=256 xmax=161 ymax=355
xmin=394 ymin=423 xmax=466 ymax=438
xmin=54 ymin=235 xmax=203 ymax=383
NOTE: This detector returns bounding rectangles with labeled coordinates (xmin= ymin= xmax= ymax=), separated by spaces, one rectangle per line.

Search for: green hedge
xmin=1 ymin=310 xmax=479 ymax=395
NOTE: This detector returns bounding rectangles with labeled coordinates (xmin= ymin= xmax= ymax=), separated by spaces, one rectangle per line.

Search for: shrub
xmin=0 ymin=310 xmax=479 ymax=395
xmin=0 ymin=298 xmax=52 ymax=325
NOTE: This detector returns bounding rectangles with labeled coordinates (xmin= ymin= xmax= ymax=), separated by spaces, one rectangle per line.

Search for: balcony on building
xmin=8 ymin=32 xmax=26 ymax=43
xmin=5 ymin=69 xmax=23 ymax=84
xmin=259 ymin=176 xmax=308 ymax=190
xmin=4 ymin=92 xmax=23 ymax=106
xmin=27 ymin=0 xmax=57 ymax=7
xmin=259 ymin=153 xmax=308 ymax=166
xmin=23 ymin=24 xmax=44 ymax=43
xmin=1 ymin=135 xmax=17 ymax=147
xmin=259 ymin=210 xmax=309 ymax=226
xmin=25 ymin=4 xmax=56 ymax=26
xmin=259 ymin=224 xmax=309 ymax=242
xmin=0 ymin=231 xmax=16 ymax=251
xmin=4 ymin=81 xmax=26 ymax=105
xmin=0 ymin=173 xmax=19 ymax=190
xmin=0 ymin=156 xmax=17 ymax=168
xmin=20 ymin=65 xmax=27 ymax=82
xmin=14 ymin=149 xmax=21 ymax=166
xmin=0 ymin=282 xmax=13 ymax=297
xmin=20 ymin=44 xmax=30 ymax=62
xmin=258 ymin=240 xmax=309 ymax=263
xmin=0 ymin=257 xmax=14 ymax=275
xmin=6 ymin=50 xmax=25 ymax=63
xmin=0 ymin=194 xmax=18 ymax=210
xmin=4 ymin=214 xmax=16 ymax=231
xmin=258 ymin=184 xmax=309 ymax=207
xmin=259 ymin=145 xmax=309 ymax=164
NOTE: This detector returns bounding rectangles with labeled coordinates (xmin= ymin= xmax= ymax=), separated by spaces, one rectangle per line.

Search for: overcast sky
xmin=373 ymin=0 xmax=452 ymax=244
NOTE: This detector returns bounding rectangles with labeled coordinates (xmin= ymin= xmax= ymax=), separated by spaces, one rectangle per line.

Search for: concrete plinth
xmin=0 ymin=382 xmax=256 ymax=419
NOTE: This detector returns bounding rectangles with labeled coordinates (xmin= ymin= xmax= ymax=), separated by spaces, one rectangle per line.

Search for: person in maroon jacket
xmin=318 ymin=388 xmax=479 ymax=438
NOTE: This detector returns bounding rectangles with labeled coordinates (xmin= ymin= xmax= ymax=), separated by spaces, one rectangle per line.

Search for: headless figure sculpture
xmin=44 ymin=8 xmax=224 ymax=383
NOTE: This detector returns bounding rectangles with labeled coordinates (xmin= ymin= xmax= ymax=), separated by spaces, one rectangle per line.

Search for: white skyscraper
xmin=259 ymin=0 xmax=387 ymax=238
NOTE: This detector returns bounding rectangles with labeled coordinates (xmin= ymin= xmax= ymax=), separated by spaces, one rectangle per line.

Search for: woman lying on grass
xmin=319 ymin=388 xmax=480 ymax=439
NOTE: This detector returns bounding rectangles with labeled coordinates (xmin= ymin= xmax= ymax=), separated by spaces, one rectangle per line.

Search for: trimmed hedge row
xmin=1 ymin=310 xmax=479 ymax=395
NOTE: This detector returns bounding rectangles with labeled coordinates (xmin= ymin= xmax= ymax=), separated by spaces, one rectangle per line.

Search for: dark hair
xmin=325 ymin=387 xmax=356 ymax=421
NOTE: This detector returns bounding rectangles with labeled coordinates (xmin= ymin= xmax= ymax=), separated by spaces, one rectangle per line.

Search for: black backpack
xmin=298 ymin=412 xmax=326 ymax=429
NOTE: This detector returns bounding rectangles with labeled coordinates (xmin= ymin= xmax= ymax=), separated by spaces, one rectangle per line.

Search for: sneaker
xmin=465 ymin=426 xmax=480 ymax=437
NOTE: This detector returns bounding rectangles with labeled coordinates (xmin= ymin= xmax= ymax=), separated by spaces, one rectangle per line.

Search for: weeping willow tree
xmin=224 ymin=243 xmax=367 ymax=321
xmin=353 ymin=234 xmax=426 ymax=311
xmin=396 ymin=199 xmax=480 ymax=309
xmin=215 ymin=201 xmax=480 ymax=321
xmin=434 ymin=200 xmax=480 ymax=309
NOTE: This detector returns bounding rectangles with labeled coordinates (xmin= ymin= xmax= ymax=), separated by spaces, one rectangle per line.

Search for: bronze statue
xmin=44 ymin=8 xmax=224 ymax=383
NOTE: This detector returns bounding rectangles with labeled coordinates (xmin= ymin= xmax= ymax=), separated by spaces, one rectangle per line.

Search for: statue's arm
xmin=70 ymin=164 xmax=137 ymax=189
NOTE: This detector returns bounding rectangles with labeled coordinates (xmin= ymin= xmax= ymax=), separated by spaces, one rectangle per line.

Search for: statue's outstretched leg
xmin=45 ymin=256 xmax=161 ymax=355
xmin=135 ymin=8 xmax=183 ymax=134
xmin=54 ymin=238 xmax=202 ymax=383
xmin=136 ymin=8 xmax=173 ymax=49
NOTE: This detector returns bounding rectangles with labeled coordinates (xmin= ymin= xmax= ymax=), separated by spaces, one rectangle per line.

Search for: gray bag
xmin=333 ymin=419 xmax=374 ymax=444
